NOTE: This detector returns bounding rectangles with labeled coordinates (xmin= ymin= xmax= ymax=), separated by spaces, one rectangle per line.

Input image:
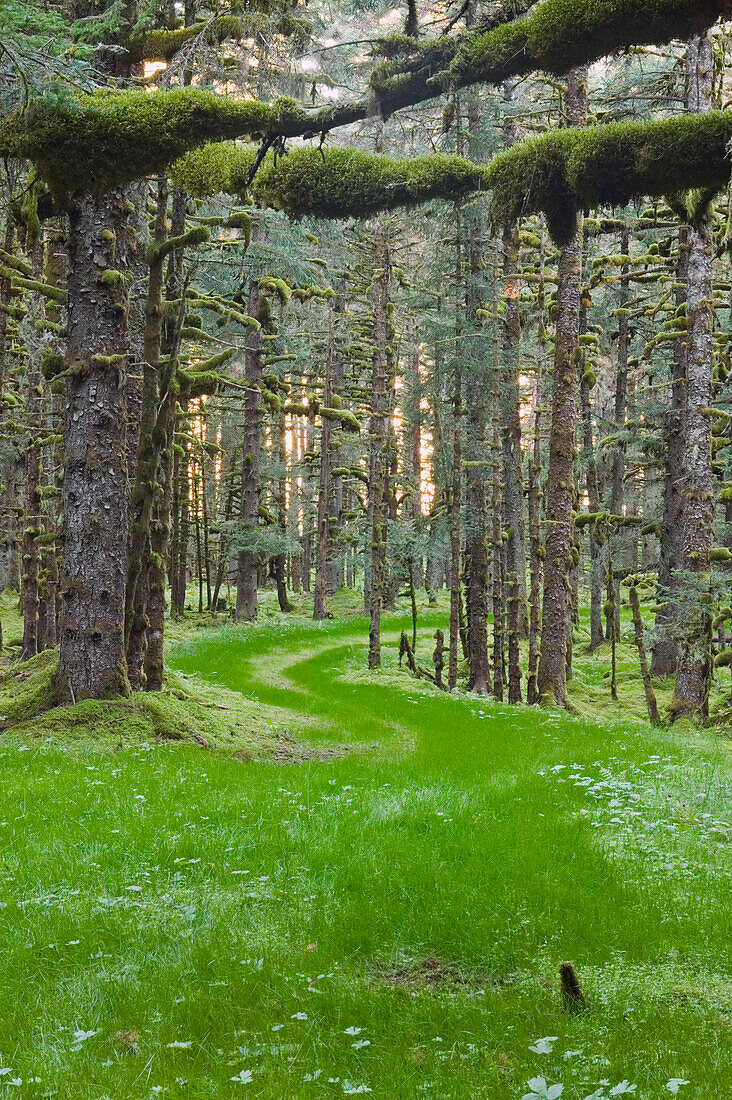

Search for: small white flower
xmin=351 ymin=1039 xmax=370 ymax=1050
xmin=343 ymin=1082 xmax=371 ymax=1095
xmin=529 ymin=1036 xmax=559 ymax=1055
xmin=344 ymin=1026 xmax=361 ymax=1036
xmin=72 ymin=1029 xmax=97 ymax=1043
xmin=291 ymin=1012 xmax=308 ymax=1021
xmin=610 ymin=1084 xmax=636 ymax=1096
xmin=666 ymin=1082 xmax=690 ymax=1096
xmin=167 ymin=1041 xmax=193 ymax=1049
xmin=231 ymin=1069 xmax=253 ymax=1084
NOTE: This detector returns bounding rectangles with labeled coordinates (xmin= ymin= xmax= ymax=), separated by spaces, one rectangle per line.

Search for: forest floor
xmin=1 ymin=591 xmax=732 ymax=1097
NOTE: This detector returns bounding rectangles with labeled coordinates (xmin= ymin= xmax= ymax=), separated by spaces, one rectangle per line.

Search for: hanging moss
xmin=489 ymin=110 xmax=732 ymax=245
xmin=173 ymin=142 xmax=489 ymax=220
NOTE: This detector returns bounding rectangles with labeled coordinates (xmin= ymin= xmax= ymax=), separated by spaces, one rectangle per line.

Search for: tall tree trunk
xmin=236 ymin=275 xmax=265 ymax=622
xmin=672 ymin=37 xmax=715 ymax=721
xmin=653 ymin=227 xmax=689 ymax=677
xmin=500 ymin=77 xmax=529 ymax=639
xmin=537 ymin=66 xmax=588 ymax=707
xmin=368 ymin=232 xmax=392 ymax=669
xmin=526 ymin=222 xmax=546 ymax=705
xmin=448 ymin=206 xmax=464 ymax=692
xmin=57 ymin=188 xmax=135 ymax=701
xmin=314 ymin=303 xmax=337 ymax=619
xmin=21 ymin=237 xmax=44 ymax=661
xmin=579 ymin=291 xmax=605 ymax=652
xmin=491 ymin=268 xmax=505 ymax=702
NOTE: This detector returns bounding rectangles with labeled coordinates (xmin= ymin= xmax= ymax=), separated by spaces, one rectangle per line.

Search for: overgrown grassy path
xmin=2 ymin=613 xmax=732 ymax=1098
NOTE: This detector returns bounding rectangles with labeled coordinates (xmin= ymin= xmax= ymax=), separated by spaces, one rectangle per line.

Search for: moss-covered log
xmin=490 ymin=110 xmax=732 ymax=245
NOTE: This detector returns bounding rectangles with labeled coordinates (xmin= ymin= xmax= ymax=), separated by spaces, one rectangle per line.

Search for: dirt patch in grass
xmin=373 ymin=955 xmax=510 ymax=992
xmin=232 ymin=728 xmax=371 ymax=764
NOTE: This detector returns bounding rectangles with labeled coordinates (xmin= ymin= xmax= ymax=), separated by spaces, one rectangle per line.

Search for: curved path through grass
xmin=2 ymin=613 xmax=732 ymax=1098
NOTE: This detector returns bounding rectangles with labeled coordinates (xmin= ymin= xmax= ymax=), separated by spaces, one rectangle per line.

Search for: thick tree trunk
xmin=537 ymin=67 xmax=587 ymax=707
xmin=57 ymin=188 xmax=134 ymax=701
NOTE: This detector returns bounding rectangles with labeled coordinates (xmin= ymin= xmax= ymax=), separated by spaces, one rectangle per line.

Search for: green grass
xmin=1 ymin=599 xmax=732 ymax=1097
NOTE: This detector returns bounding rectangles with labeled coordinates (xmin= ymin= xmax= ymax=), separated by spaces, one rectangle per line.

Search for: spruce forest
xmin=5 ymin=0 xmax=732 ymax=1096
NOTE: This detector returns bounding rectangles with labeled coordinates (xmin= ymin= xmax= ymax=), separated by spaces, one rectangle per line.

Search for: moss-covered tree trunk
xmin=126 ymin=177 xmax=168 ymax=687
xmin=0 ymin=218 xmax=19 ymax=600
xmin=20 ymin=238 xmax=44 ymax=661
xmin=579 ymin=306 xmax=604 ymax=652
xmin=314 ymin=306 xmax=335 ymax=620
xmin=463 ymin=86 xmax=491 ymax=696
xmin=168 ymin=188 xmax=189 ymax=617
xmin=537 ymin=66 xmax=587 ymax=707
xmin=491 ymin=270 xmax=505 ymax=702
xmin=672 ymin=37 xmax=715 ymax=720
xmin=526 ymin=222 xmax=546 ymax=705
xmin=57 ymin=188 xmax=135 ymax=701
xmin=448 ymin=207 xmax=464 ymax=692
xmin=327 ymin=282 xmax=346 ymax=595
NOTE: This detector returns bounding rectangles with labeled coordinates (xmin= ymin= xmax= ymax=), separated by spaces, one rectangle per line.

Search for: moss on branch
xmin=449 ymin=0 xmax=732 ymax=89
xmin=489 ymin=110 xmax=732 ymax=245
xmin=0 ymin=90 xmax=360 ymax=199
xmin=172 ymin=142 xmax=489 ymax=219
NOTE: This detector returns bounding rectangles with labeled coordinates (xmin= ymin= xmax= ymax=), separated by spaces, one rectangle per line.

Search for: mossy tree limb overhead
xmin=3 ymin=0 xmax=731 ymax=203
xmin=370 ymin=0 xmax=732 ymax=113
xmin=489 ymin=110 xmax=732 ymax=244
xmin=172 ymin=143 xmax=490 ymax=219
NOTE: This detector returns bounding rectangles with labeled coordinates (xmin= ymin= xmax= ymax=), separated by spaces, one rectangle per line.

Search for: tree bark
xmin=57 ymin=188 xmax=135 ymax=701
xmin=368 ymin=231 xmax=392 ymax=669
xmin=537 ymin=66 xmax=587 ymax=707
xmin=672 ymin=36 xmax=715 ymax=720
xmin=236 ymin=275 xmax=265 ymax=622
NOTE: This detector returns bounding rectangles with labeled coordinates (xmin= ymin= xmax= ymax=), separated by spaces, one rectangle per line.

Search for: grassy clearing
xmin=0 ymin=599 xmax=731 ymax=1098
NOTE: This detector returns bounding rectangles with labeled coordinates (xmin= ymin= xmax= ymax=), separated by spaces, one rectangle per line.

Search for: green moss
xmin=451 ymin=0 xmax=730 ymax=89
xmin=0 ymin=89 xmax=316 ymax=199
xmin=173 ymin=142 xmax=489 ymax=220
xmin=489 ymin=110 xmax=732 ymax=245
